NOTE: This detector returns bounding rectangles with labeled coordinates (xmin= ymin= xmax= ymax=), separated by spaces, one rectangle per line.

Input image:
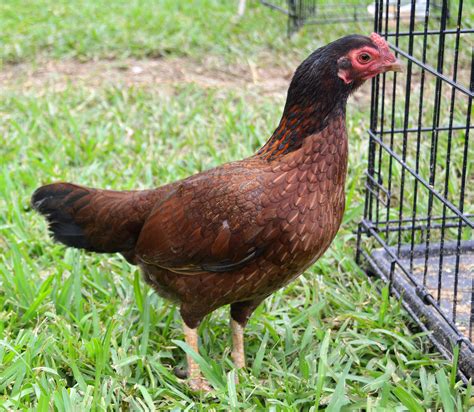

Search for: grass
xmin=1 ymin=0 xmax=473 ymax=410
xmin=0 ymin=0 xmax=340 ymax=65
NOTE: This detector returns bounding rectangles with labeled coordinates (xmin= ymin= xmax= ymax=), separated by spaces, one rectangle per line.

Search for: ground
xmin=0 ymin=0 xmax=473 ymax=410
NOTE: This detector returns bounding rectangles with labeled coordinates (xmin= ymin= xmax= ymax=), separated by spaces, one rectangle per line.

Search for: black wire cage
xmin=356 ymin=0 xmax=473 ymax=381
xmin=261 ymin=0 xmax=372 ymax=35
xmin=261 ymin=0 xmax=443 ymax=35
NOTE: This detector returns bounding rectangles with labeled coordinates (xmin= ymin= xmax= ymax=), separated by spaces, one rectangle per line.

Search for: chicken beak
xmin=380 ymin=52 xmax=403 ymax=73
xmin=384 ymin=59 xmax=403 ymax=73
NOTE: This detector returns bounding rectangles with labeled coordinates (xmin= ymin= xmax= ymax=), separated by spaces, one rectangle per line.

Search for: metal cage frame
xmin=261 ymin=0 xmax=443 ymax=36
xmin=261 ymin=0 xmax=373 ymax=35
xmin=356 ymin=0 xmax=473 ymax=381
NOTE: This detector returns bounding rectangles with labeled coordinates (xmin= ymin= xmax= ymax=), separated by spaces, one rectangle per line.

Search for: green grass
xmin=1 ymin=0 xmax=473 ymax=410
xmin=0 ymin=0 xmax=359 ymax=65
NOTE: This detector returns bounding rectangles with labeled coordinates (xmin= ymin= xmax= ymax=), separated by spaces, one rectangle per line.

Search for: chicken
xmin=32 ymin=33 xmax=401 ymax=391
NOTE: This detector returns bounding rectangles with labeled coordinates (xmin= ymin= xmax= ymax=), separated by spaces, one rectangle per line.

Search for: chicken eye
xmin=358 ymin=53 xmax=372 ymax=64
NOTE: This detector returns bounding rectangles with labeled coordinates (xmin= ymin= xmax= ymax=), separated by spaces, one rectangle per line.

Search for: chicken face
xmin=337 ymin=32 xmax=402 ymax=85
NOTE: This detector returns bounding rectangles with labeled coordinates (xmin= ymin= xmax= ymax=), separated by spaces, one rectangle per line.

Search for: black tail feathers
xmin=32 ymin=182 xmax=163 ymax=260
xmin=31 ymin=183 xmax=97 ymax=251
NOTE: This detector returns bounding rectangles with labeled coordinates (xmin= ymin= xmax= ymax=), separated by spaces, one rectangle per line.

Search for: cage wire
xmin=355 ymin=0 xmax=473 ymax=381
xmin=260 ymin=0 xmax=443 ymax=35
xmin=261 ymin=0 xmax=372 ymax=35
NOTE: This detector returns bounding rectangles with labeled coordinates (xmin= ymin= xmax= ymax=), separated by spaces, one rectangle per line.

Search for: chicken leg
xmin=230 ymin=319 xmax=246 ymax=369
xmin=229 ymin=299 xmax=262 ymax=371
xmin=183 ymin=323 xmax=212 ymax=392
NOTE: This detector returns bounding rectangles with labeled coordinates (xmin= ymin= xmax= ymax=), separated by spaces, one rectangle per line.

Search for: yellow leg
xmin=230 ymin=319 xmax=246 ymax=369
xmin=183 ymin=323 xmax=212 ymax=392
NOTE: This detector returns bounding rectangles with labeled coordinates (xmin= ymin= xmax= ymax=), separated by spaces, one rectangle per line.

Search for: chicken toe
xmin=188 ymin=377 xmax=212 ymax=392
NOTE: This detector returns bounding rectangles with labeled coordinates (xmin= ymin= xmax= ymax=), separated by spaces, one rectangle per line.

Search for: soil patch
xmin=1 ymin=57 xmax=291 ymax=96
xmin=0 ymin=56 xmax=372 ymax=104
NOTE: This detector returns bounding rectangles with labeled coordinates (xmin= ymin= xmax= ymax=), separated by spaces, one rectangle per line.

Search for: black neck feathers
xmin=258 ymin=35 xmax=371 ymax=160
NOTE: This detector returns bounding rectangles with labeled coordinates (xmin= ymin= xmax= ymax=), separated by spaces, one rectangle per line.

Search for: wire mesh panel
xmin=261 ymin=0 xmax=373 ymax=35
xmin=356 ymin=0 xmax=473 ymax=381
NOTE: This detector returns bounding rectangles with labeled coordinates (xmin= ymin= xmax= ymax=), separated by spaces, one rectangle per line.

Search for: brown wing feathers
xmin=135 ymin=164 xmax=272 ymax=274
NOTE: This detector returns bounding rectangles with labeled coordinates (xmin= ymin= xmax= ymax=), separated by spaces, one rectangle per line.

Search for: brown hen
xmin=32 ymin=33 xmax=401 ymax=391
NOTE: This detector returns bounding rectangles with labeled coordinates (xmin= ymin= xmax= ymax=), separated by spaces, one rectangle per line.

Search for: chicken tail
xmin=31 ymin=182 xmax=163 ymax=262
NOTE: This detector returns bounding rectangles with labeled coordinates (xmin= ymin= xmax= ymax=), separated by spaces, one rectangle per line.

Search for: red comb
xmin=370 ymin=32 xmax=390 ymax=53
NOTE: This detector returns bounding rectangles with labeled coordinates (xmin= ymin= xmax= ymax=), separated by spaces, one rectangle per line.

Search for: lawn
xmin=1 ymin=0 xmax=472 ymax=410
